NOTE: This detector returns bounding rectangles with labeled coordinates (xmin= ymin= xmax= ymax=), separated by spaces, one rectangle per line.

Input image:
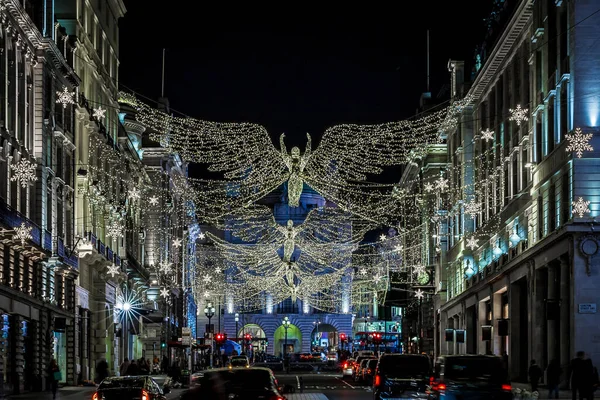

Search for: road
xmin=274 ymin=372 xmax=373 ymax=400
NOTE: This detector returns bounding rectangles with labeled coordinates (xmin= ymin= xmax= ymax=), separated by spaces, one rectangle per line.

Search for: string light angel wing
xmin=119 ymin=92 xmax=288 ymax=214
xmin=206 ymin=232 xmax=282 ymax=275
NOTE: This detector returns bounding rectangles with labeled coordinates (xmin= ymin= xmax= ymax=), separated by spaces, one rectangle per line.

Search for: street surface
xmin=5 ymin=373 xmax=578 ymax=400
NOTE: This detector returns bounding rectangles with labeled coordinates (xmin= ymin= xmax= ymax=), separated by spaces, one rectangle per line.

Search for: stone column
xmin=547 ymin=263 xmax=558 ymax=366
xmin=82 ymin=309 xmax=90 ymax=382
xmin=559 ymin=255 xmax=570 ymax=387
xmin=532 ymin=267 xmax=546 ymax=366
xmin=12 ymin=315 xmax=25 ymax=394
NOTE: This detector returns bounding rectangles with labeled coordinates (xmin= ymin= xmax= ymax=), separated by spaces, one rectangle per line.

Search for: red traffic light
xmin=339 ymin=333 xmax=347 ymax=341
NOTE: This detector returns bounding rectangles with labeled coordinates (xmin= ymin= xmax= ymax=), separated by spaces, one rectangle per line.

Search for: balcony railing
xmin=0 ymin=198 xmax=48 ymax=251
xmin=85 ymin=231 xmax=121 ymax=266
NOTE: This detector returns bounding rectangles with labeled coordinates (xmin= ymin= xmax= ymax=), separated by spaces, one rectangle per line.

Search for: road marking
xmin=296 ymin=375 xmax=300 ymax=389
xmin=336 ymin=377 xmax=356 ymax=389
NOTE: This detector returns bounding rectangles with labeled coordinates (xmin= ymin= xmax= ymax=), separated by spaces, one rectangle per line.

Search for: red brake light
xmin=141 ymin=389 xmax=149 ymax=400
xmin=374 ymin=375 xmax=381 ymax=387
xmin=430 ymin=376 xmax=434 ymax=384
xmin=502 ymin=384 xmax=512 ymax=391
xmin=92 ymin=392 xmax=99 ymax=400
xmin=438 ymin=383 xmax=446 ymax=391
xmin=343 ymin=362 xmax=348 ymax=368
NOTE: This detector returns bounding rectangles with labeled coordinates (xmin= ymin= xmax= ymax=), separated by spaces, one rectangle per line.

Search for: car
xmin=228 ymin=355 xmax=250 ymax=368
xmin=327 ymin=352 xmax=338 ymax=362
xmin=180 ymin=367 xmax=287 ymax=400
xmin=361 ymin=358 xmax=378 ymax=385
xmin=431 ymin=355 xmax=512 ymax=399
xmin=372 ymin=354 xmax=431 ymax=400
xmin=93 ymin=376 xmax=170 ymax=400
xmin=341 ymin=358 xmax=354 ymax=378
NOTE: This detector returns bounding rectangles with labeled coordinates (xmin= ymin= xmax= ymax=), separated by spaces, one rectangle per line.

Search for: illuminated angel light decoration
xmin=56 ymin=86 xmax=76 ymax=109
xmin=481 ymin=128 xmax=494 ymax=142
xmin=572 ymin=197 xmax=591 ymax=218
xmin=13 ymin=222 xmax=33 ymax=246
xmin=10 ymin=159 xmax=38 ymax=188
xmin=119 ymin=91 xmax=472 ymax=224
xmin=565 ymin=128 xmax=593 ymax=158
xmin=509 ymin=105 xmax=528 ymax=126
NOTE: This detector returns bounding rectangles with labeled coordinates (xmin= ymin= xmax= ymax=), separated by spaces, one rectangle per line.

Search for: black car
xmin=431 ymin=355 xmax=512 ymax=399
xmin=93 ymin=376 xmax=170 ymax=400
xmin=373 ymin=354 xmax=432 ymax=400
xmin=180 ymin=367 xmax=286 ymax=400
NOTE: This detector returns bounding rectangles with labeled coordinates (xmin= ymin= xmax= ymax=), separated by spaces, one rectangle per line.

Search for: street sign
xmin=579 ymin=303 xmax=597 ymax=314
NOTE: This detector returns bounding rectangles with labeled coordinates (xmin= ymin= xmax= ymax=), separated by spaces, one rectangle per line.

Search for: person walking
xmin=546 ymin=359 xmax=562 ymax=399
xmin=529 ymin=359 xmax=543 ymax=393
xmin=570 ymin=351 xmax=594 ymax=400
xmin=47 ymin=359 xmax=61 ymax=400
xmin=96 ymin=358 xmax=109 ymax=384
xmin=126 ymin=359 xmax=140 ymax=376
xmin=120 ymin=358 xmax=130 ymax=377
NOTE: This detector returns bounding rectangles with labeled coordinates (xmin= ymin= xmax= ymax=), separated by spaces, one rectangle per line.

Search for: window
xmin=559 ymin=84 xmax=568 ymax=141
xmin=547 ymin=97 xmax=555 ymax=153
xmin=535 ymin=113 xmax=543 ymax=161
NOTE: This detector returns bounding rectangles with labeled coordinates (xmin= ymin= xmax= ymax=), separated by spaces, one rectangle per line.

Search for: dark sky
xmin=119 ymin=4 xmax=492 ymax=149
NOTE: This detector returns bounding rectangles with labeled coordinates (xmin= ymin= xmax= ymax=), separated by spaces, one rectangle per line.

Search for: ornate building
xmin=426 ymin=0 xmax=600 ymax=385
xmin=0 ymin=0 xmax=79 ymax=393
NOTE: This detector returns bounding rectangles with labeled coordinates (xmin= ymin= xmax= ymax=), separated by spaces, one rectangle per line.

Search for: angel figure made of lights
xmin=120 ymin=92 xmax=472 ymax=224
xmin=280 ymin=133 xmax=311 ymax=207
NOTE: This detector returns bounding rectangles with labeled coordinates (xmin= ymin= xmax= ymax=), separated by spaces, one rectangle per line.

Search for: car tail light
xmin=374 ymin=374 xmax=381 ymax=387
xmin=92 ymin=392 xmax=99 ymax=400
xmin=367 ymin=368 xmax=371 ymax=374
xmin=343 ymin=362 xmax=348 ymax=369
xmin=141 ymin=389 xmax=149 ymax=400
xmin=502 ymin=384 xmax=512 ymax=391
xmin=437 ymin=383 xmax=446 ymax=391
xmin=268 ymin=397 xmax=284 ymax=400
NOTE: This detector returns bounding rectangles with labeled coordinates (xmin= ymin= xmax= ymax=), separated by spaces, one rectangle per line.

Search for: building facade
xmin=423 ymin=0 xmax=600 ymax=384
xmin=0 ymin=0 xmax=82 ymax=393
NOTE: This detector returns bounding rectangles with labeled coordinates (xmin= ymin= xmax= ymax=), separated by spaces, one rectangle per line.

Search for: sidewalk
xmin=511 ymin=382 xmax=573 ymax=399
xmin=6 ymin=387 xmax=95 ymax=400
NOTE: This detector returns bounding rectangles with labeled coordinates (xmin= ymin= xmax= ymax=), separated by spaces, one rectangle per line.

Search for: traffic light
xmin=161 ymin=342 xmax=166 ymax=348
xmin=372 ymin=332 xmax=382 ymax=345
xmin=339 ymin=333 xmax=347 ymax=342
xmin=215 ymin=333 xmax=226 ymax=346
xmin=244 ymin=333 xmax=252 ymax=343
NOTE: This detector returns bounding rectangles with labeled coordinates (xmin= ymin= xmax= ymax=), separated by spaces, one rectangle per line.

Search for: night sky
xmin=119 ymin=4 xmax=493 ymax=151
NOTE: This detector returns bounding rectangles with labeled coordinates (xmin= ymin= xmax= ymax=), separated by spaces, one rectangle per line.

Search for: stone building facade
xmin=424 ymin=0 xmax=600 ymax=384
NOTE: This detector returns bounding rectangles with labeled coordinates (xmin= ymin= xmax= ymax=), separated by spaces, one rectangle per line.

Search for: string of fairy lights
xmin=36 ymin=81 xmax=592 ymax=315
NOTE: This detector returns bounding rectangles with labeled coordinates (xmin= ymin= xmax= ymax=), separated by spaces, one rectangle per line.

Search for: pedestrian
xmin=161 ymin=355 xmax=169 ymax=374
xmin=570 ymin=351 xmax=594 ymax=400
xmin=126 ymin=359 xmax=140 ymax=376
xmin=528 ymin=359 xmax=543 ymax=393
xmin=47 ymin=358 xmax=61 ymax=400
xmin=546 ymin=359 xmax=562 ymax=399
xmin=299 ymin=376 xmax=304 ymax=393
xmin=96 ymin=358 xmax=109 ymax=384
xmin=120 ymin=358 xmax=130 ymax=377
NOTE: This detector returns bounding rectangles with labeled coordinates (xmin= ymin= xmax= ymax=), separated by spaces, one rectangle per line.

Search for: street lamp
xmin=204 ymin=301 xmax=215 ymax=367
xmin=234 ymin=313 xmax=239 ymax=344
xmin=282 ymin=316 xmax=291 ymax=373
xmin=312 ymin=319 xmax=321 ymax=349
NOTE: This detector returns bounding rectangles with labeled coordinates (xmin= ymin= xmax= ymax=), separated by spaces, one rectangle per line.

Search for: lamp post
xmin=204 ymin=301 xmax=215 ymax=367
xmin=282 ymin=316 xmax=291 ymax=373
xmin=116 ymin=300 xmax=132 ymax=363
xmin=234 ymin=313 xmax=239 ymax=344
xmin=312 ymin=319 xmax=321 ymax=350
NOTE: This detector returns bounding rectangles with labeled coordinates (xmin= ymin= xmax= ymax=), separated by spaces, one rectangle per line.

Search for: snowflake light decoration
xmin=464 ymin=199 xmax=482 ymax=219
xmin=509 ymin=104 xmax=529 ymax=126
xmin=203 ymin=275 xmax=212 ymax=284
xmin=10 ymin=159 xmax=37 ymax=188
xmin=435 ymin=177 xmax=449 ymax=191
xmin=572 ymin=197 xmax=591 ymax=218
xmin=424 ymin=183 xmax=434 ymax=192
xmin=198 ymin=232 xmax=206 ymax=240
xmin=93 ymin=107 xmax=106 ymax=120
xmin=394 ymin=244 xmax=403 ymax=252
xmin=128 ymin=187 xmax=141 ymax=201
xmin=481 ymin=128 xmax=494 ymax=142
xmin=414 ymin=289 xmax=425 ymax=299
xmin=148 ymin=196 xmax=159 ymax=206
xmin=159 ymin=287 xmax=169 ymax=298
xmin=412 ymin=264 xmax=426 ymax=275
xmin=56 ymin=86 xmax=75 ymax=109
xmin=106 ymin=264 xmax=120 ymax=278
xmin=565 ymin=128 xmax=593 ymax=158
xmin=13 ymin=222 xmax=32 ymax=246
xmin=106 ymin=220 xmax=124 ymax=238
xmin=172 ymin=238 xmax=182 ymax=248
xmin=159 ymin=260 xmax=173 ymax=275
xmin=379 ymin=234 xmax=387 ymax=241
xmin=465 ymin=236 xmax=479 ymax=250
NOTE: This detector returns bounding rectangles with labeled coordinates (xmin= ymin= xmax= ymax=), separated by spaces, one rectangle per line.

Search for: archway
xmin=311 ymin=323 xmax=338 ymax=351
xmin=274 ymin=324 xmax=302 ymax=357
xmin=239 ymin=324 xmax=267 ymax=353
